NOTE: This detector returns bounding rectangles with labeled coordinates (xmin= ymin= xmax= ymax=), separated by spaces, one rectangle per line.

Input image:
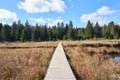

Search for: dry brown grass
xmin=4 ymin=39 xmax=118 ymax=48
xmin=0 ymin=42 xmax=55 ymax=80
xmin=80 ymin=47 xmax=120 ymax=56
xmin=62 ymin=39 xmax=120 ymax=47
xmin=0 ymin=40 xmax=120 ymax=80
xmin=0 ymin=41 xmax=59 ymax=48
xmin=65 ymin=46 xmax=120 ymax=80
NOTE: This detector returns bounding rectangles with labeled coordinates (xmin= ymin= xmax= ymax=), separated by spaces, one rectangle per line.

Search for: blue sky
xmin=0 ymin=0 xmax=120 ymax=27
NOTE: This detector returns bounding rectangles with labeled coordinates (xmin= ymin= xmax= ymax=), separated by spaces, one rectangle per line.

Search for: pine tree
xmin=63 ymin=24 xmax=68 ymax=40
xmin=56 ymin=22 xmax=64 ymax=40
xmin=108 ymin=21 xmax=116 ymax=39
xmin=24 ymin=20 xmax=32 ymax=41
xmin=47 ymin=27 xmax=52 ymax=41
xmin=0 ymin=23 xmax=3 ymax=41
xmin=84 ymin=20 xmax=94 ymax=39
xmin=20 ymin=29 xmax=27 ymax=42
xmin=77 ymin=28 xmax=84 ymax=40
xmin=94 ymin=22 xmax=101 ymax=38
xmin=67 ymin=21 xmax=74 ymax=40
xmin=10 ymin=22 xmax=17 ymax=41
xmin=1 ymin=24 xmax=11 ymax=41
xmin=41 ymin=25 xmax=48 ymax=41
xmin=16 ymin=20 xmax=24 ymax=41
xmin=31 ymin=27 xmax=40 ymax=42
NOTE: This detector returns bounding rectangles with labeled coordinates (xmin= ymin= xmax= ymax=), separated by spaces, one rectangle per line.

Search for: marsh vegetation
xmin=0 ymin=40 xmax=120 ymax=80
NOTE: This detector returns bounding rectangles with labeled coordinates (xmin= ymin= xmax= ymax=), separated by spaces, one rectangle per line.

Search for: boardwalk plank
xmin=44 ymin=43 xmax=76 ymax=80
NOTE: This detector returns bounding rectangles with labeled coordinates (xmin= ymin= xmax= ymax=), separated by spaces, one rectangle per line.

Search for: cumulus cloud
xmin=0 ymin=9 xmax=18 ymax=21
xmin=96 ymin=6 xmax=115 ymax=15
xmin=29 ymin=17 xmax=63 ymax=26
xmin=80 ymin=6 xmax=115 ymax=25
xmin=17 ymin=0 xmax=66 ymax=13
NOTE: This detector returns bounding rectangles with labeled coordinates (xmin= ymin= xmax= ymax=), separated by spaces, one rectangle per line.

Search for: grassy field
xmin=0 ymin=40 xmax=120 ymax=80
xmin=65 ymin=40 xmax=120 ymax=80
xmin=0 ymin=41 xmax=59 ymax=48
xmin=0 ymin=42 xmax=58 ymax=80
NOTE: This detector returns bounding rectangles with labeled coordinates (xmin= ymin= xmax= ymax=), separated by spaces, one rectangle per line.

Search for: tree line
xmin=0 ymin=20 xmax=120 ymax=42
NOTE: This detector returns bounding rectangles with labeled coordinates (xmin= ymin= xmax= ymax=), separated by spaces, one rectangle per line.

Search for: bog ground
xmin=0 ymin=40 xmax=120 ymax=80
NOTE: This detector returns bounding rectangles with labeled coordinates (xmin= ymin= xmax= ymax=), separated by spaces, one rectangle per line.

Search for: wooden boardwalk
xmin=44 ymin=43 xmax=76 ymax=80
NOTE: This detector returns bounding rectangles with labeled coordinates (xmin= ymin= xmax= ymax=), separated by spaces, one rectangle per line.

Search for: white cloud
xmin=0 ymin=21 xmax=7 ymax=25
xmin=0 ymin=9 xmax=18 ymax=21
xmin=29 ymin=17 xmax=45 ymax=23
xmin=29 ymin=17 xmax=64 ymax=26
xmin=97 ymin=6 xmax=115 ymax=15
xmin=17 ymin=0 xmax=66 ymax=13
xmin=47 ymin=17 xmax=63 ymax=26
xmin=80 ymin=6 xmax=115 ymax=25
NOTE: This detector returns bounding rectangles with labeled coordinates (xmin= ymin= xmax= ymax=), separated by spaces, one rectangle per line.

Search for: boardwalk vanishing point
xmin=44 ymin=43 xmax=76 ymax=80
